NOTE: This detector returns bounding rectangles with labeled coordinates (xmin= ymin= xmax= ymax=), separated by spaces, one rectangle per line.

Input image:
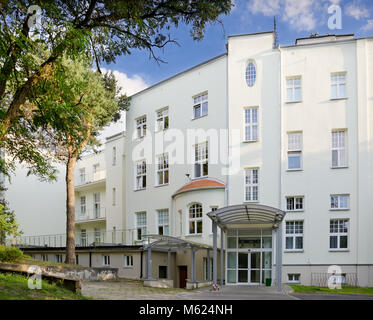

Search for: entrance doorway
xmin=226 ymin=229 xmax=273 ymax=285
xmin=179 ymin=266 xmax=187 ymax=288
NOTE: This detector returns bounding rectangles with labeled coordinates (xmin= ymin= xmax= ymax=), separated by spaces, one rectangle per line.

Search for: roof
xmin=207 ymin=204 xmax=286 ymax=229
xmin=173 ymin=178 xmax=226 ymax=197
xmin=144 ymin=235 xmax=211 ymax=251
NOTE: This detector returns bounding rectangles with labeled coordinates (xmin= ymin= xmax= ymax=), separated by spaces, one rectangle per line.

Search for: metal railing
xmin=17 ymin=229 xmax=145 ymax=248
xmin=75 ymin=170 xmax=106 ymax=186
xmin=311 ymin=273 xmax=358 ymax=287
xmin=75 ymin=207 xmax=106 ymax=222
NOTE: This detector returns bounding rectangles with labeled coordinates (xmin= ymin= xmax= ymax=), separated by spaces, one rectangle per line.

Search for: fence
xmin=311 ymin=273 xmax=358 ymax=287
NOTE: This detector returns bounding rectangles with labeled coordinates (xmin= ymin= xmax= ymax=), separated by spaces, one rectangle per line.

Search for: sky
xmin=98 ymin=0 xmax=373 ymax=141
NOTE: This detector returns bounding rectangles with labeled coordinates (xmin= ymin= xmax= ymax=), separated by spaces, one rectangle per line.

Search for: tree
xmin=33 ymin=56 xmax=128 ymax=263
xmin=0 ymin=196 xmax=21 ymax=245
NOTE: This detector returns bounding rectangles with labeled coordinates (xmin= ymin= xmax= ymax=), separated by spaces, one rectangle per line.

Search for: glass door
xmin=250 ymin=252 xmax=261 ymax=284
xmin=238 ymin=252 xmax=249 ymax=283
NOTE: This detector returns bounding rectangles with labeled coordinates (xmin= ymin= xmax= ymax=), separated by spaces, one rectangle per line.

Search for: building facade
xmin=19 ymin=31 xmax=373 ymax=288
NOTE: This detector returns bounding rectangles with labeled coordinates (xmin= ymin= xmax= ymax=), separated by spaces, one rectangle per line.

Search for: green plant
xmin=0 ymin=245 xmax=24 ymax=263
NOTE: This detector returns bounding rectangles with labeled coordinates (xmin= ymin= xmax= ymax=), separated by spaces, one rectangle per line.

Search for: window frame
xmin=93 ymin=193 xmax=101 ymax=218
xmin=285 ymin=220 xmax=304 ymax=252
xmin=329 ymin=219 xmax=349 ymax=251
xmin=188 ymin=203 xmax=203 ymax=235
xmin=331 ymin=72 xmax=347 ymax=100
xmin=287 ymin=132 xmax=303 ymax=171
xmin=192 ymin=92 xmax=208 ymax=119
xmin=135 ymin=160 xmax=147 ymax=190
xmin=330 ymin=194 xmax=350 ymax=211
xmin=102 ymin=255 xmax=111 ymax=267
xmin=157 ymin=209 xmax=169 ymax=236
xmin=136 ymin=212 xmax=147 ymax=241
xmin=287 ymin=274 xmax=301 ymax=284
xmin=135 ymin=115 xmax=147 ymax=139
xmin=245 ymin=61 xmax=257 ymax=87
xmin=80 ymin=196 xmax=86 ymax=216
xmin=79 ymin=168 xmax=86 ymax=183
xmin=286 ymin=196 xmax=304 ymax=212
xmin=124 ymin=255 xmax=134 ymax=268
xmin=156 ymin=153 xmax=169 ymax=186
xmin=332 ymin=130 xmax=348 ymax=168
xmin=244 ymin=168 xmax=259 ymax=203
xmin=193 ymin=142 xmax=208 ymax=179
xmin=286 ymin=76 xmax=302 ymax=103
xmin=243 ymin=107 xmax=259 ymax=142
xmin=156 ymin=107 xmax=169 ymax=132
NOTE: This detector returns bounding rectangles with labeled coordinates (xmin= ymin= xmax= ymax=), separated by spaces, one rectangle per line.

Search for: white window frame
xmin=94 ymin=227 xmax=101 ymax=243
xmin=135 ymin=160 xmax=146 ymax=190
xmin=287 ymin=132 xmax=303 ymax=171
xmin=156 ymin=153 xmax=169 ymax=186
xmin=286 ymin=196 xmax=304 ymax=212
xmin=102 ymin=255 xmax=110 ymax=266
xmin=194 ymin=142 xmax=208 ymax=179
xmin=330 ymin=194 xmax=350 ymax=210
xmin=245 ymin=61 xmax=257 ymax=87
xmin=156 ymin=107 xmax=169 ymax=132
xmin=285 ymin=221 xmax=304 ymax=252
xmin=332 ymin=130 xmax=347 ymax=168
xmin=193 ymin=92 xmax=208 ymax=119
xmin=124 ymin=255 xmax=134 ymax=268
xmin=243 ymin=107 xmax=259 ymax=142
xmin=329 ymin=219 xmax=349 ymax=251
xmin=287 ymin=274 xmax=301 ymax=284
xmin=331 ymin=72 xmax=346 ymax=99
xmin=157 ymin=209 xmax=169 ymax=236
xmin=94 ymin=193 xmax=101 ymax=218
xmin=136 ymin=115 xmax=147 ymax=139
xmin=80 ymin=196 xmax=86 ymax=216
xmin=79 ymin=168 xmax=86 ymax=183
xmin=244 ymin=168 xmax=259 ymax=202
xmin=80 ymin=229 xmax=87 ymax=246
xmin=112 ymin=146 xmax=117 ymax=166
xmin=136 ymin=212 xmax=147 ymax=241
xmin=286 ymin=77 xmax=302 ymax=103
xmin=188 ymin=203 xmax=203 ymax=235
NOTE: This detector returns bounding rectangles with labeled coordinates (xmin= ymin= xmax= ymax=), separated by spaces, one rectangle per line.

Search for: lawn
xmin=290 ymin=284 xmax=373 ymax=295
xmin=0 ymin=273 xmax=88 ymax=300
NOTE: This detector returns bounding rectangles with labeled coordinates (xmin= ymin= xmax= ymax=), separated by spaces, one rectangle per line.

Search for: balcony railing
xmin=75 ymin=170 xmax=106 ymax=187
xmin=75 ymin=207 xmax=106 ymax=222
xmin=17 ymin=229 xmax=146 ymax=248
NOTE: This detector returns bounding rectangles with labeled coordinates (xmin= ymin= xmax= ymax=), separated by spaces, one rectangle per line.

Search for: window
xmin=286 ymin=197 xmax=304 ymax=211
xmin=244 ymin=168 xmax=259 ymax=202
xmin=136 ymin=116 xmax=147 ymax=139
xmin=103 ymin=255 xmax=110 ymax=266
xmin=124 ymin=255 xmax=134 ymax=267
xmin=42 ymin=254 xmax=48 ymax=261
xmin=112 ymin=188 xmax=116 ymax=206
xmin=55 ymin=254 xmax=63 ymax=263
xmin=80 ymin=229 xmax=87 ymax=246
xmin=135 ymin=160 xmax=146 ymax=190
xmin=245 ymin=61 xmax=257 ymax=87
xmin=80 ymin=196 xmax=86 ymax=215
xmin=285 ymin=221 xmax=304 ymax=251
xmin=79 ymin=168 xmax=85 ymax=183
xmin=94 ymin=193 xmax=101 ymax=218
xmin=244 ymin=108 xmax=259 ymax=142
xmin=94 ymin=228 xmax=101 ymax=244
xmin=194 ymin=142 xmax=208 ymax=178
xmin=286 ymin=77 xmax=302 ymax=102
xmin=156 ymin=108 xmax=169 ymax=131
xmin=193 ymin=93 xmax=208 ymax=119
xmin=156 ymin=154 xmax=169 ymax=186
xmin=93 ymin=163 xmax=100 ymax=181
xmin=136 ymin=212 xmax=147 ymax=240
xmin=331 ymin=73 xmax=346 ymax=99
xmin=159 ymin=266 xmax=168 ymax=279
xmin=287 ymin=132 xmax=302 ymax=170
xmin=189 ymin=203 xmax=203 ymax=235
xmin=330 ymin=195 xmax=349 ymax=210
xmin=332 ymin=130 xmax=347 ymax=168
xmin=157 ymin=209 xmax=169 ymax=236
xmin=112 ymin=147 xmax=116 ymax=166
xmin=330 ymin=219 xmax=348 ymax=250
xmin=288 ymin=274 xmax=301 ymax=283
xmin=75 ymin=255 xmax=79 ymax=265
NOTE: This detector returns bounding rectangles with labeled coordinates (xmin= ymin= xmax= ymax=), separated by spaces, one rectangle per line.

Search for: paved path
xmin=82 ymin=280 xmax=296 ymax=300
xmin=292 ymin=293 xmax=373 ymax=300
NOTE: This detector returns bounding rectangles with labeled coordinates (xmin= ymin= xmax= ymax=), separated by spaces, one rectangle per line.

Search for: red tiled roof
xmin=174 ymin=179 xmax=225 ymax=196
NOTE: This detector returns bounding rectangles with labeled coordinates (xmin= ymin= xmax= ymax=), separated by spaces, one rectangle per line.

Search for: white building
xmin=18 ymin=31 xmax=373 ymax=288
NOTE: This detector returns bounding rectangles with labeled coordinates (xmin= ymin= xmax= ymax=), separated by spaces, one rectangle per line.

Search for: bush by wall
xmin=0 ymin=245 xmax=23 ymax=262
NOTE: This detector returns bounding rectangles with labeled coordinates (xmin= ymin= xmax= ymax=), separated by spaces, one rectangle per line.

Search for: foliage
xmin=0 ymin=200 xmax=22 ymax=245
xmin=289 ymin=284 xmax=373 ymax=295
xmin=0 ymin=245 xmax=23 ymax=262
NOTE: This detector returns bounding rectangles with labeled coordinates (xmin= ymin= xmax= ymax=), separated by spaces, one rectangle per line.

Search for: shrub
xmin=0 ymin=245 xmax=23 ymax=262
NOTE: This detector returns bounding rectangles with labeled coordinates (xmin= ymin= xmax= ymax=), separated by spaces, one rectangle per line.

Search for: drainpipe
xmin=140 ymin=250 xmax=143 ymax=279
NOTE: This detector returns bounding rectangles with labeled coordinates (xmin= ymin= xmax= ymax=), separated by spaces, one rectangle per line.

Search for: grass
xmin=290 ymin=284 xmax=373 ymax=295
xmin=0 ymin=272 xmax=88 ymax=300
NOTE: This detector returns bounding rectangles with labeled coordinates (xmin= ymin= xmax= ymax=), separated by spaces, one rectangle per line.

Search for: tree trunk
xmin=65 ymin=154 xmax=77 ymax=264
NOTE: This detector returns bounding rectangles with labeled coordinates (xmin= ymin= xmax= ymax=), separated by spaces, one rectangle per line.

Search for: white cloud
xmin=361 ymin=19 xmax=373 ymax=32
xmin=101 ymin=68 xmax=149 ymax=96
xmin=248 ymin=0 xmax=281 ymax=16
xmin=345 ymin=1 xmax=370 ymax=20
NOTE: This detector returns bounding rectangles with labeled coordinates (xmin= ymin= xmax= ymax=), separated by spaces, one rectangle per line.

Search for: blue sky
xmin=101 ymin=0 xmax=373 ymax=96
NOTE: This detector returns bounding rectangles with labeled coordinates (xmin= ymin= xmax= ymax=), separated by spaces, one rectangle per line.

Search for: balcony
xmin=75 ymin=170 xmax=106 ymax=188
xmin=75 ymin=207 xmax=106 ymax=223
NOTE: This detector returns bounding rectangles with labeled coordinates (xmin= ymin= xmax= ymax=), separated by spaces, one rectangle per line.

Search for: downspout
xmin=140 ymin=250 xmax=143 ymax=279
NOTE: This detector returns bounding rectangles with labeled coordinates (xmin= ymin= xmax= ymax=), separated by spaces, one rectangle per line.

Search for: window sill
xmin=123 ymin=266 xmax=134 ymax=269
xmin=284 ymin=250 xmax=304 ymax=253
xmin=331 ymin=166 xmax=349 ymax=170
xmin=330 ymin=208 xmax=350 ymax=212
xmin=330 ymin=97 xmax=348 ymax=101
xmin=134 ymin=188 xmax=146 ymax=192
xmin=285 ymin=100 xmax=302 ymax=104
xmin=191 ymin=176 xmax=208 ymax=181
xmin=329 ymin=249 xmax=349 ymax=252
xmin=191 ymin=114 xmax=208 ymax=121
xmin=242 ymin=140 xmax=259 ymax=144
xmin=185 ymin=234 xmax=202 ymax=238
xmin=286 ymin=210 xmax=304 ymax=213
xmin=155 ymin=183 xmax=169 ymax=188
xmin=243 ymin=201 xmax=260 ymax=204
xmin=286 ymin=169 xmax=303 ymax=172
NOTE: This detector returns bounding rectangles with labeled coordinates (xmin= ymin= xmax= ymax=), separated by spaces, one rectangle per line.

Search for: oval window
xmin=245 ymin=61 xmax=256 ymax=87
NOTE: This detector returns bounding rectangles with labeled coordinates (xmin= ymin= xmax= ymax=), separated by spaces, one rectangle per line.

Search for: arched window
xmin=245 ymin=61 xmax=257 ymax=87
xmin=189 ymin=203 xmax=203 ymax=235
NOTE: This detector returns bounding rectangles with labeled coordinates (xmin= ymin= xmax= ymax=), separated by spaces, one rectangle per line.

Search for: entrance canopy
xmin=144 ymin=234 xmax=211 ymax=251
xmin=207 ymin=204 xmax=286 ymax=229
